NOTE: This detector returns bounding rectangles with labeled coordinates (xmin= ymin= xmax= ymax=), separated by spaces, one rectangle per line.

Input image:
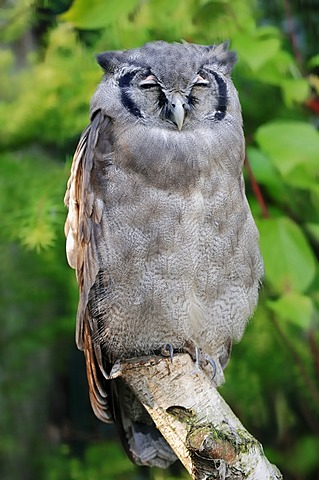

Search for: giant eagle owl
xmin=64 ymin=40 xmax=263 ymax=468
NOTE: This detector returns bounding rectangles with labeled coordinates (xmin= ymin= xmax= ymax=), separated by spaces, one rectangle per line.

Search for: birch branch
xmin=111 ymin=354 xmax=283 ymax=480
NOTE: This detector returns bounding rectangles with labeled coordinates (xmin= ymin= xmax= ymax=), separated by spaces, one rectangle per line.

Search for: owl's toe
xmin=160 ymin=342 xmax=217 ymax=381
xmin=192 ymin=348 xmax=217 ymax=380
xmin=203 ymin=353 xmax=217 ymax=379
xmin=161 ymin=343 xmax=174 ymax=363
xmin=182 ymin=341 xmax=217 ymax=380
xmin=182 ymin=339 xmax=199 ymax=361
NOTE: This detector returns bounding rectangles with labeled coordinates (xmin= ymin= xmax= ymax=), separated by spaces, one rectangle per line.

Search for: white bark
xmin=111 ymin=353 xmax=283 ymax=480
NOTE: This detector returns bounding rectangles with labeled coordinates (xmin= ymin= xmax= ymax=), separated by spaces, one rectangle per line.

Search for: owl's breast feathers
xmin=65 ymin=108 xmax=262 ymax=368
xmin=112 ymin=121 xmax=245 ymax=190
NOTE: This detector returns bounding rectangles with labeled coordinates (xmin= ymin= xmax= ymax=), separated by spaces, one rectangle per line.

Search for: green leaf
xmin=280 ymin=78 xmax=309 ymax=106
xmin=282 ymin=162 xmax=319 ymax=190
xmin=60 ymin=0 xmax=139 ymax=29
xmin=253 ymin=49 xmax=295 ymax=86
xmin=234 ymin=33 xmax=280 ymax=71
xmin=308 ymin=54 xmax=319 ymax=68
xmin=199 ymin=0 xmax=229 ymax=4
xmin=246 ymin=146 xmax=285 ymax=200
xmin=306 ymin=223 xmax=319 ymax=243
xmin=255 ymin=121 xmax=319 ymax=182
xmin=256 ymin=25 xmax=281 ymax=39
xmin=267 ymin=292 xmax=314 ymax=329
xmin=257 ymin=217 xmax=316 ymax=293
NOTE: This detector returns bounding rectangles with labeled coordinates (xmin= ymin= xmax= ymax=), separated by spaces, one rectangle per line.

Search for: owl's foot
xmin=203 ymin=353 xmax=217 ymax=379
xmin=160 ymin=342 xmax=217 ymax=380
xmin=195 ymin=349 xmax=217 ymax=380
xmin=160 ymin=343 xmax=174 ymax=363
xmin=183 ymin=341 xmax=217 ymax=380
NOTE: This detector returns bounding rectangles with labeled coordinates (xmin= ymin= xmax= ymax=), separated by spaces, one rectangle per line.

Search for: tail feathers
xmin=124 ymin=419 xmax=177 ymax=468
xmin=112 ymin=379 xmax=177 ymax=468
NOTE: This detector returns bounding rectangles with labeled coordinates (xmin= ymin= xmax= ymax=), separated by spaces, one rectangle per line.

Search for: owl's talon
xmin=182 ymin=341 xmax=217 ymax=378
xmin=194 ymin=346 xmax=200 ymax=370
xmin=183 ymin=340 xmax=199 ymax=362
xmin=161 ymin=343 xmax=174 ymax=363
xmin=204 ymin=354 xmax=217 ymax=379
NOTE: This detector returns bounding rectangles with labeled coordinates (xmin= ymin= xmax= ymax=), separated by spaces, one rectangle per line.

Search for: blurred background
xmin=0 ymin=1 xmax=319 ymax=479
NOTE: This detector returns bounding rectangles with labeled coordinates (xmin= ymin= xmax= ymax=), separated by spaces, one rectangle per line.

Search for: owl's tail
xmin=111 ymin=379 xmax=177 ymax=468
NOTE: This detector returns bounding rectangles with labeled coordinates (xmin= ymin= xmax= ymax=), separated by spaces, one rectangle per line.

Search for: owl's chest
xmin=103 ymin=125 xmax=245 ymax=243
xmin=99 ymin=127 xmax=248 ymax=305
xmin=104 ymin=144 xmax=240 ymax=247
xmin=114 ymin=127 xmax=230 ymax=192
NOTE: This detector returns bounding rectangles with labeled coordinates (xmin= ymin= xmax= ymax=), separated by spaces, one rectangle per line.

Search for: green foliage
xmin=60 ymin=0 xmax=140 ymax=30
xmin=1 ymin=1 xmax=318 ymax=479
xmin=42 ymin=442 xmax=191 ymax=480
xmin=267 ymin=292 xmax=314 ymax=329
xmin=257 ymin=216 xmax=316 ymax=293
xmin=43 ymin=442 xmax=135 ymax=480
xmin=256 ymin=121 xmax=319 ymax=190
xmin=0 ymin=152 xmax=67 ymax=250
xmin=0 ymin=0 xmax=34 ymax=43
xmin=0 ymin=25 xmax=100 ymax=148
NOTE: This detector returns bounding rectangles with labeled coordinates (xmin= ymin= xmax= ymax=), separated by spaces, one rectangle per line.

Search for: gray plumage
xmin=64 ymin=40 xmax=263 ymax=467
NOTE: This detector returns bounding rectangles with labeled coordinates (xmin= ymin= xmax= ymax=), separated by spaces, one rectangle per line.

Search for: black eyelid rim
xmin=193 ymin=81 xmax=210 ymax=87
xmin=139 ymin=82 xmax=159 ymax=89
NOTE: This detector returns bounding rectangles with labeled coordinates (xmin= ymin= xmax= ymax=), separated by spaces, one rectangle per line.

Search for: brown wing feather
xmin=64 ymin=110 xmax=113 ymax=422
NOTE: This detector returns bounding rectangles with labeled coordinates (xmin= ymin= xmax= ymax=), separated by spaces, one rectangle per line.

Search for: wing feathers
xmin=84 ymin=318 xmax=112 ymax=422
xmin=65 ymin=111 xmax=113 ymax=422
xmin=64 ymin=111 xmax=106 ymax=347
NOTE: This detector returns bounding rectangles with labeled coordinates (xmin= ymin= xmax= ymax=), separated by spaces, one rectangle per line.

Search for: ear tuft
xmin=204 ymin=41 xmax=237 ymax=75
xmin=96 ymin=51 xmax=124 ymax=73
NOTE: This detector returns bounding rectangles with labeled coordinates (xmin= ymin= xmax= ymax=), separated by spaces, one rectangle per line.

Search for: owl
xmin=64 ymin=40 xmax=263 ymax=468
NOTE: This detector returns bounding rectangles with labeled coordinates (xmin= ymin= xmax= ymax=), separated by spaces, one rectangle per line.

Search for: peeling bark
xmin=111 ymin=354 xmax=283 ymax=480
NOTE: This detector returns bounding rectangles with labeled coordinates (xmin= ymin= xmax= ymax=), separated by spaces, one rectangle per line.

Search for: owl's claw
xmin=161 ymin=343 xmax=174 ymax=363
xmin=183 ymin=341 xmax=217 ymax=380
xmin=194 ymin=346 xmax=200 ymax=370
xmin=160 ymin=342 xmax=217 ymax=378
xmin=193 ymin=349 xmax=216 ymax=379
xmin=203 ymin=353 xmax=217 ymax=379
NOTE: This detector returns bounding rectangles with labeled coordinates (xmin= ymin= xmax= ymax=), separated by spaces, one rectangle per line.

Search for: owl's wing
xmin=64 ymin=110 xmax=112 ymax=422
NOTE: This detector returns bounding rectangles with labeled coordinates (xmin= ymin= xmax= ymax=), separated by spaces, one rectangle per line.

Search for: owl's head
xmin=91 ymin=41 xmax=240 ymax=132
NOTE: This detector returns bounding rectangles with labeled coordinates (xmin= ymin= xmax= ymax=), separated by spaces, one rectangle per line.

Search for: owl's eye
xmin=194 ymin=74 xmax=210 ymax=87
xmin=139 ymin=75 xmax=159 ymax=89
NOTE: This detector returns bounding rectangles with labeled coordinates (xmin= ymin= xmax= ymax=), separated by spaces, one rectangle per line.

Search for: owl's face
xmin=92 ymin=41 xmax=241 ymax=132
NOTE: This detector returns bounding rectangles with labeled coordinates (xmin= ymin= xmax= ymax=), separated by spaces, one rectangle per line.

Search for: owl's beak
xmin=170 ymin=95 xmax=186 ymax=131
